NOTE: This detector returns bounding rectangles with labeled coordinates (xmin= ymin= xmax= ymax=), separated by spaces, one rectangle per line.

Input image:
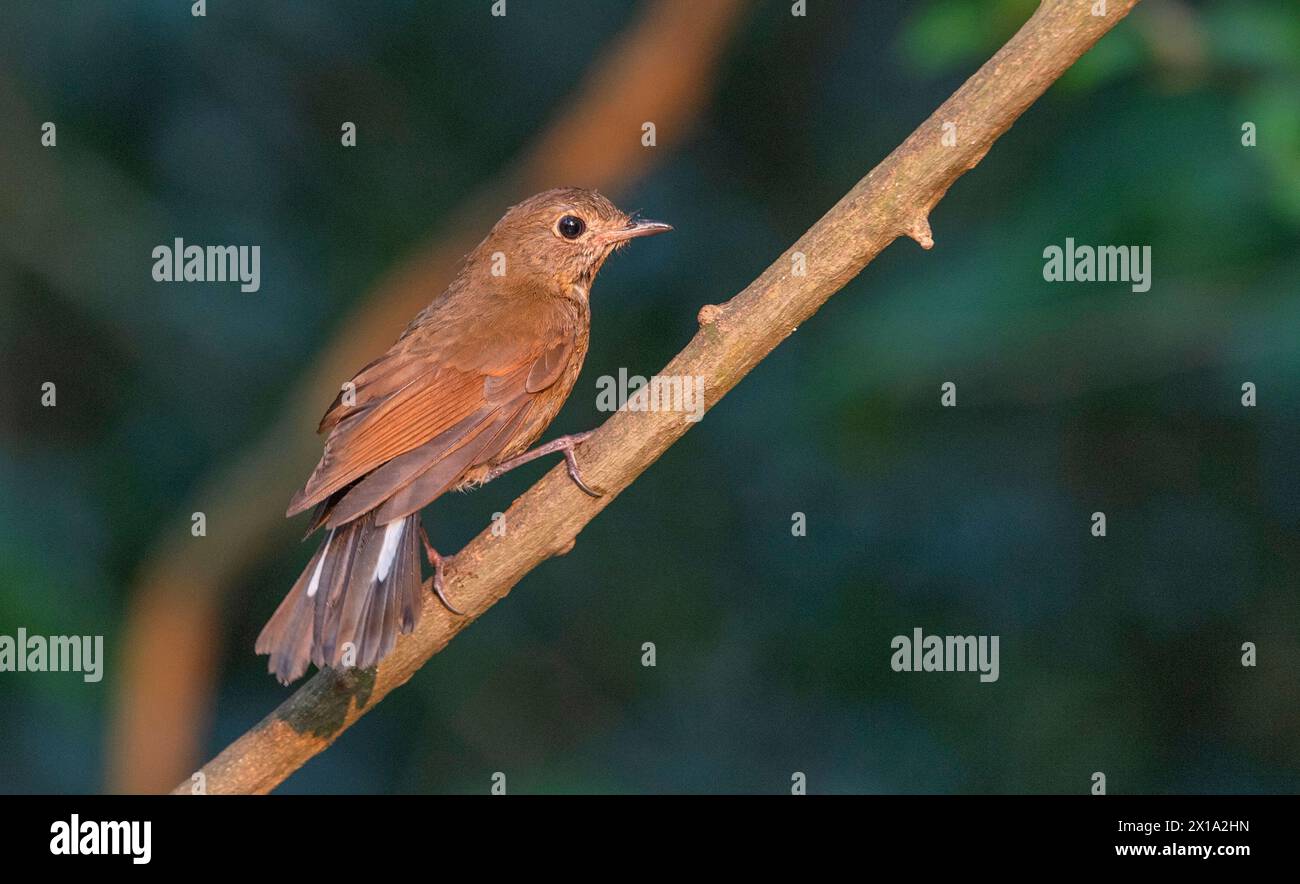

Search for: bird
xmin=255 ymin=187 xmax=671 ymax=684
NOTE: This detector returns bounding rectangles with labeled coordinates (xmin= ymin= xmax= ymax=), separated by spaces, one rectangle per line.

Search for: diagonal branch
xmin=174 ymin=0 xmax=1141 ymax=795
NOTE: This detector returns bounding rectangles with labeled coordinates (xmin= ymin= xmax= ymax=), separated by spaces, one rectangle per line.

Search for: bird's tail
xmin=255 ymin=511 xmax=423 ymax=684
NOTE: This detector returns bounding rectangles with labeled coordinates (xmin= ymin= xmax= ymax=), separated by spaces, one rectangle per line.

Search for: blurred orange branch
xmin=173 ymin=0 xmax=1141 ymax=795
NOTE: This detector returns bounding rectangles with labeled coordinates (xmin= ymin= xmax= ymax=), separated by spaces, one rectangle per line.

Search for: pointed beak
xmin=605 ymin=217 xmax=673 ymax=243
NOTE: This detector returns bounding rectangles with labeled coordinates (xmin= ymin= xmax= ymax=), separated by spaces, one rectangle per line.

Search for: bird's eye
xmin=557 ymin=215 xmax=586 ymax=239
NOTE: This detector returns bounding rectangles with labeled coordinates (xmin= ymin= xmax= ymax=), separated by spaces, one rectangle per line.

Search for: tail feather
xmin=254 ymin=542 xmax=324 ymax=683
xmin=256 ymin=512 xmax=423 ymax=684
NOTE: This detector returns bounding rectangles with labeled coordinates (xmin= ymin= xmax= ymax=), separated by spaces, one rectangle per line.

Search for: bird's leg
xmin=484 ymin=430 xmax=603 ymax=497
xmin=418 ymin=521 xmax=463 ymax=615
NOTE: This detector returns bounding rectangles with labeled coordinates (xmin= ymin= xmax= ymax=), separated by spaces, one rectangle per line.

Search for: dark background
xmin=1 ymin=0 xmax=1297 ymax=794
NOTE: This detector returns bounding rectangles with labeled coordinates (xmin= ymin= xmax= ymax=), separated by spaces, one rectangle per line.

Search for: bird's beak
xmin=604 ymin=217 xmax=673 ymax=243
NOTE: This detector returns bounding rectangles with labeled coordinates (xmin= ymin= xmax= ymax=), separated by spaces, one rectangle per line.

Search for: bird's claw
xmin=419 ymin=522 xmax=464 ymax=615
xmin=563 ymin=445 xmax=603 ymax=497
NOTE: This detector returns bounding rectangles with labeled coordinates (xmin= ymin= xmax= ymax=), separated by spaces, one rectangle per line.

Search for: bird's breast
xmin=493 ymin=298 xmax=591 ymax=465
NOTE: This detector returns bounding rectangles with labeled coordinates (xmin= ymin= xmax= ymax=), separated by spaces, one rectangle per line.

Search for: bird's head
xmin=477 ymin=187 xmax=671 ymax=295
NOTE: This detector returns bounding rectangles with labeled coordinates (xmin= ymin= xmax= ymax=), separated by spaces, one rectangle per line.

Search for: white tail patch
xmin=307 ymin=530 xmax=333 ymax=598
xmin=374 ymin=519 xmax=405 ymax=583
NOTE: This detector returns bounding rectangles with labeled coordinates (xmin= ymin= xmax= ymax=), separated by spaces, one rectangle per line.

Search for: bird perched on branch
xmin=256 ymin=188 xmax=671 ymax=683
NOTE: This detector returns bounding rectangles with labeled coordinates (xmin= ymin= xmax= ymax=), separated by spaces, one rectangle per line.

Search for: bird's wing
xmin=287 ymin=313 xmax=577 ymax=522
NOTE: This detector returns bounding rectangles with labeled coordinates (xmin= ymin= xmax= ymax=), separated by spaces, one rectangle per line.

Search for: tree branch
xmin=173 ymin=0 xmax=1140 ymax=795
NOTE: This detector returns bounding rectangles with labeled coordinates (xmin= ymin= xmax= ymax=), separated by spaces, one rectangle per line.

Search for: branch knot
xmin=697 ymin=303 xmax=723 ymax=326
xmin=905 ymin=217 xmax=934 ymax=250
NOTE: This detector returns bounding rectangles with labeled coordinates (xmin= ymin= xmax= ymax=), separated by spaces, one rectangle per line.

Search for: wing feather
xmin=288 ymin=312 xmax=577 ymax=522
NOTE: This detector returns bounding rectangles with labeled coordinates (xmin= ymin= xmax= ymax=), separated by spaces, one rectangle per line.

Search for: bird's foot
xmin=485 ymin=430 xmax=604 ymax=497
xmin=419 ymin=522 xmax=463 ymax=615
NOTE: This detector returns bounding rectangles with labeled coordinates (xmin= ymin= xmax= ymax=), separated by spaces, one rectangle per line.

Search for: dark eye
xmin=557 ymin=215 xmax=586 ymax=239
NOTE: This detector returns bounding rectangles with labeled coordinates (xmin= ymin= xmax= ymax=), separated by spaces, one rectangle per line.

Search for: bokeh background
xmin=1 ymin=0 xmax=1297 ymax=794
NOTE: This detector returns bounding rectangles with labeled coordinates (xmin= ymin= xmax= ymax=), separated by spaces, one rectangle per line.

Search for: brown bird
xmin=256 ymin=187 xmax=670 ymax=683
